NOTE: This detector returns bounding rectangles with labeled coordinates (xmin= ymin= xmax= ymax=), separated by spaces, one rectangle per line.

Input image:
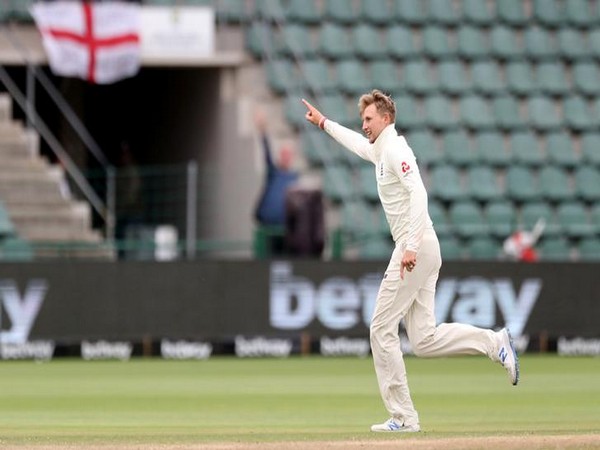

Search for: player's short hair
xmin=358 ymin=90 xmax=396 ymax=122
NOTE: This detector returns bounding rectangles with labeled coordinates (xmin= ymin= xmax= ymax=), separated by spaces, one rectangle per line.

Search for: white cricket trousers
xmin=370 ymin=228 xmax=497 ymax=427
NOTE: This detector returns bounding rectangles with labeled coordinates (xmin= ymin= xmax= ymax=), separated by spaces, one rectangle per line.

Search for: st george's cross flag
xmin=30 ymin=1 xmax=141 ymax=84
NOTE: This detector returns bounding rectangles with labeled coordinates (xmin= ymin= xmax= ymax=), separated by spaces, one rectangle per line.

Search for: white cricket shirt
xmin=324 ymin=121 xmax=434 ymax=252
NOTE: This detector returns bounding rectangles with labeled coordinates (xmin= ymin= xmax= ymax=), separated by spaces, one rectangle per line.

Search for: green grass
xmin=0 ymin=355 xmax=599 ymax=446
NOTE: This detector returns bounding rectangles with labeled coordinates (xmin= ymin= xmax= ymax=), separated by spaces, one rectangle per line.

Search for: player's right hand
xmin=301 ymin=99 xmax=324 ymax=127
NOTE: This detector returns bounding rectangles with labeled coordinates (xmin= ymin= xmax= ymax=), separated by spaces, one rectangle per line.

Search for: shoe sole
xmin=506 ymin=328 xmax=520 ymax=386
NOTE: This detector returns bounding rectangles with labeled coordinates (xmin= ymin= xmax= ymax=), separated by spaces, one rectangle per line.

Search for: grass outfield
xmin=0 ymin=355 xmax=599 ymax=448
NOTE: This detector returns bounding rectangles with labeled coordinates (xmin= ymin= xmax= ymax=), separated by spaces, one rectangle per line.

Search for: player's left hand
xmin=400 ymin=250 xmax=417 ymax=280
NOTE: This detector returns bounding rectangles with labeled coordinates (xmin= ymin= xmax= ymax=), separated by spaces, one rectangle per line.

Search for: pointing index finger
xmin=301 ymin=98 xmax=313 ymax=110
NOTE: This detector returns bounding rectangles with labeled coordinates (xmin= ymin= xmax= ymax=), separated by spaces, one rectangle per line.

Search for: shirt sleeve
xmin=323 ymin=120 xmax=375 ymax=164
xmin=389 ymin=142 xmax=429 ymax=253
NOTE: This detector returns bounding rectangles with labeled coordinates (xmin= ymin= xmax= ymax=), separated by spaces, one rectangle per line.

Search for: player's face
xmin=361 ymin=104 xmax=390 ymax=144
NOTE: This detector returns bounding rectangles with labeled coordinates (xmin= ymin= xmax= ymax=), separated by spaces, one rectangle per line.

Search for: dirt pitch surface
xmin=7 ymin=434 xmax=600 ymax=450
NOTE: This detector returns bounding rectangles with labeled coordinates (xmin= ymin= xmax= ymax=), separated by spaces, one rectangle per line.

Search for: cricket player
xmin=302 ymin=91 xmax=519 ymax=433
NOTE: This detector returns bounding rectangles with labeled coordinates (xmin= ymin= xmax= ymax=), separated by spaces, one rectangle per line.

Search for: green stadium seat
xmin=358 ymin=163 xmax=379 ymax=203
xmin=439 ymin=235 xmax=464 ymax=260
xmin=485 ymin=200 xmax=517 ymax=238
xmin=467 ymin=236 xmax=501 ymax=260
xmin=539 ymin=237 xmax=572 ymax=261
xmin=286 ymin=0 xmax=321 ymax=24
xmin=301 ymin=59 xmax=337 ymax=94
xmin=556 ymin=202 xmax=595 ymax=238
xmin=429 ymin=200 xmax=452 ymax=237
xmin=527 ymin=97 xmax=562 ymax=131
xmin=539 ymin=166 xmax=575 ymax=202
xmin=438 ymin=60 xmax=471 ymax=95
xmin=565 ymin=0 xmax=598 ymax=28
xmin=476 ymin=131 xmax=511 ymax=167
xmin=394 ymin=0 xmax=427 ymax=25
xmin=301 ymin=130 xmax=338 ymax=166
xmin=353 ymin=24 xmax=387 ymax=60
xmin=506 ymin=62 xmax=537 ymax=96
xmin=423 ymin=26 xmax=456 ymax=60
xmin=490 ymin=25 xmax=524 ymax=61
xmin=573 ymin=62 xmax=600 ymax=97
xmin=492 ymin=95 xmax=526 ymax=131
xmin=510 ymin=130 xmax=545 ymax=167
xmin=319 ymin=24 xmax=354 ymax=60
xmin=285 ymin=95 xmax=310 ymax=129
xmin=340 ymin=200 xmax=376 ymax=237
xmin=449 ymin=201 xmax=489 ymax=238
xmin=428 ymin=0 xmax=460 ymax=25
xmin=0 ymin=203 xmax=15 ymax=237
xmin=468 ymin=165 xmax=504 ymax=201
xmin=506 ymin=166 xmax=542 ymax=202
xmin=425 ymin=95 xmax=459 ymax=130
xmin=361 ymin=0 xmax=394 ymax=25
xmin=524 ymin=27 xmax=557 ymax=60
xmin=472 ymin=61 xmax=506 ymax=95
xmin=563 ymin=96 xmax=596 ymax=131
xmin=266 ymin=59 xmax=297 ymax=94
xmin=497 ymin=0 xmax=528 ymax=27
xmin=460 ymin=95 xmax=495 ymax=130
xmin=461 ymin=0 xmax=494 ymax=26
xmin=277 ymin=24 xmax=316 ymax=58
xmin=430 ymin=165 xmax=467 ymax=201
xmin=216 ymin=0 xmax=251 ymax=23
xmin=0 ymin=237 xmax=33 ymax=261
xmin=385 ymin=25 xmax=418 ymax=60
xmin=324 ymin=164 xmax=356 ymax=202
xmin=590 ymin=29 xmax=600 ymax=60
xmin=360 ymin=236 xmax=394 ymax=260
xmin=325 ymin=0 xmax=358 ymax=24
xmin=246 ymin=23 xmax=273 ymax=57
xmin=457 ymin=25 xmax=489 ymax=60
xmin=545 ymin=132 xmax=581 ymax=168
xmin=404 ymin=61 xmax=437 ymax=95
xmin=581 ymin=133 xmax=600 ymax=167
xmin=575 ymin=166 xmax=600 ymax=202
xmin=395 ymin=94 xmax=426 ymax=130
xmin=578 ymin=237 xmax=600 ymax=261
xmin=441 ymin=130 xmax=477 ymax=166
xmin=371 ymin=60 xmax=400 ymax=94
xmin=336 ymin=59 xmax=371 ymax=95
xmin=255 ymin=0 xmax=285 ymax=22
xmin=520 ymin=201 xmax=561 ymax=236
xmin=557 ymin=29 xmax=590 ymax=62
xmin=591 ymin=204 xmax=600 ymax=233
xmin=532 ymin=0 xmax=563 ymax=28
xmin=320 ymin=94 xmax=354 ymax=127
xmin=375 ymin=207 xmax=390 ymax=235
xmin=536 ymin=62 xmax=570 ymax=97
xmin=406 ymin=129 xmax=440 ymax=167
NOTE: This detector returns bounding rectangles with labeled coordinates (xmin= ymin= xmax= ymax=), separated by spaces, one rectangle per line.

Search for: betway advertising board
xmin=0 ymin=261 xmax=598 ymax=359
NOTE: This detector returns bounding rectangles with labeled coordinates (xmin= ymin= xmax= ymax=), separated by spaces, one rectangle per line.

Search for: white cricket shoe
xmin=497 ymin=328 xmax=520 ymax=386
xmin=370 ymin=418 xmax=421 ymax=433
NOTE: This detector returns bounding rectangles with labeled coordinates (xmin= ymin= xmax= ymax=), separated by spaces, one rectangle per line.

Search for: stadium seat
xmin=509 ymin=131 xmax=544 ymax=166
xmin=492 ymin=95 xmax=526 ymax=131
xmin=476 ymin=131 xmax=511 ymax=167
xmin=472 ymin=61 xmax=506 ymax=95
xmin=490 ymin=25 xmax=524 ymax=61
xmin=539 ymin=166 xmax=575 ymax=202
xmin=320 ymin=94 xmax=354 ymax=127
xmin=536 ymin=62 xmax=570 ymax=97
xmin=457 ymin=25 xmax=489 ymax=60
xmin=524 ymin=27 xmax=557 ymax=60
xmin=581 ymin=133 xmax=600 ymax=166
xmin=461 ymin=0 xmax=494 ymax=26
xmin=545 ymin=132 xmax=581 ymax=168
xmin=425 ymin=95 xmax=459 ymax=130
xmin=427 ymin=0 xmax=460 ymax=25
xmin=375 ymin=207 xmax=390 ymax=235
xmin=394 ymin=0 xmax=427 ymax=25
xmin=563 ymin=96 xmax=596 ymax=131
xmin=277 ymin=24 xmax=316 ymax=58
xmin=573 ymin=62 xmax=600 ymax=97
xmin=467 ymin=165 xmax=504 ymax=201
xmin=441 ymin=130 xmax=477 ymax=166
xmin=460 ymin=95 xmax=495 ymax=130
xmin=506 ymin=62 xmax=538 ymax=97
xmin=319 ymin=24 xmax=354 ymax=60
xmin=266 ymin=59 xmax=296 ymax=95
xmin=557 ymin=29 xmax=590 ymax=62
xmin=578 ymin=237 xmax=600 ymax=261
xmin=429 ymin=200 xmax=452 ymax=237
xmin=406 ymin=129 xmax=440 ymax=168
xmin=340 ymin=199 xmax=376 ymax=237
xmin=360 ymin=236 xmax=394 ymax=260
xmin=532 ymin=0 xmax=563 ymax=28
xmin=300 ymin=59 xmax=337 ymax=94
xmin=301 ymin=130 xmax=338 ymax=166
xmin=556 ymin=202 xmax=595 ymax=238
xmin=353 ymin=25 xmax=387 ymax=61
xmin=485 ymin=200 xmax=517 ymax=238
xmin=246 ymin=23 xmax=273 ymax=57
xmin=361 ymin=0 xmax=394 ymax=25
xmin=575 ymin=166 xmax=600 ymax=202
xmin=358 ymin=163 xmax=378 ymax=202
xmin=370 ymin=60 xmax=401 ymax=94
xmin=466 ymin=236 xmax=501 ymax=260
xmin=423 ymin=26 xmax=456 ymax=60
xmin=438 ymin=60 xmax=471 ymax=95
xmin=590 ymin=29 xmax=600 ymax=60
xmin=285 ymin=95 xmax=309 ymax=129
xmin=323 ymin=164 xmax=356 ymax=202
xmin=527 ymin=97 xmax=562 ymax=131
xmin=430 ymin=165 xmax=467 ymax=201
xmin=325 ymin=0 xmax=358 ymax=24
xmin=336 ymin=59 xmax=371 ymax=95
xmin=255 ymin=0 xmax=285 ymax=22
xmin=0 ymin=237 xmax=33 ymax=261
xmin=395 ymin=94 xmax=426 ymax=130
xmin=538 ymin=237 xmax=572 ymax=261
xmin=506 ymin=166 xmax=542 ymax=202
xmin=286 ymin=0 xmax=321 ymax=24
xmin=439 ymin=235 xmax=464 ymax=260
xmin=385 ymin=25 xmax=418 ymax=60
xmin=404 ymin=60 xmax=437 ymax=95
xmin=565 ymin=0 xmax=598 ymax=28
xmin=520 ymin=201 xmax=561 ymax=236
xmin=497 ymin=0 xmax=528 ymax=27
xmin=216 ymin=0 xmax=251 ymax=23
xmin=0 ymin=203 xmax=15 ymax=237
xmin=449 ymin=201 xmax=489 ymax=238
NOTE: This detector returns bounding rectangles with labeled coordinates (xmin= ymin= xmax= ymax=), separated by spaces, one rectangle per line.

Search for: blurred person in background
xmin=503 ymin=218 xmax=545 ymax=262
xmin=115 ymin=140 xmax=143 ymax=257
xmin=302 ymin=91 xmax=519 ymax=433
